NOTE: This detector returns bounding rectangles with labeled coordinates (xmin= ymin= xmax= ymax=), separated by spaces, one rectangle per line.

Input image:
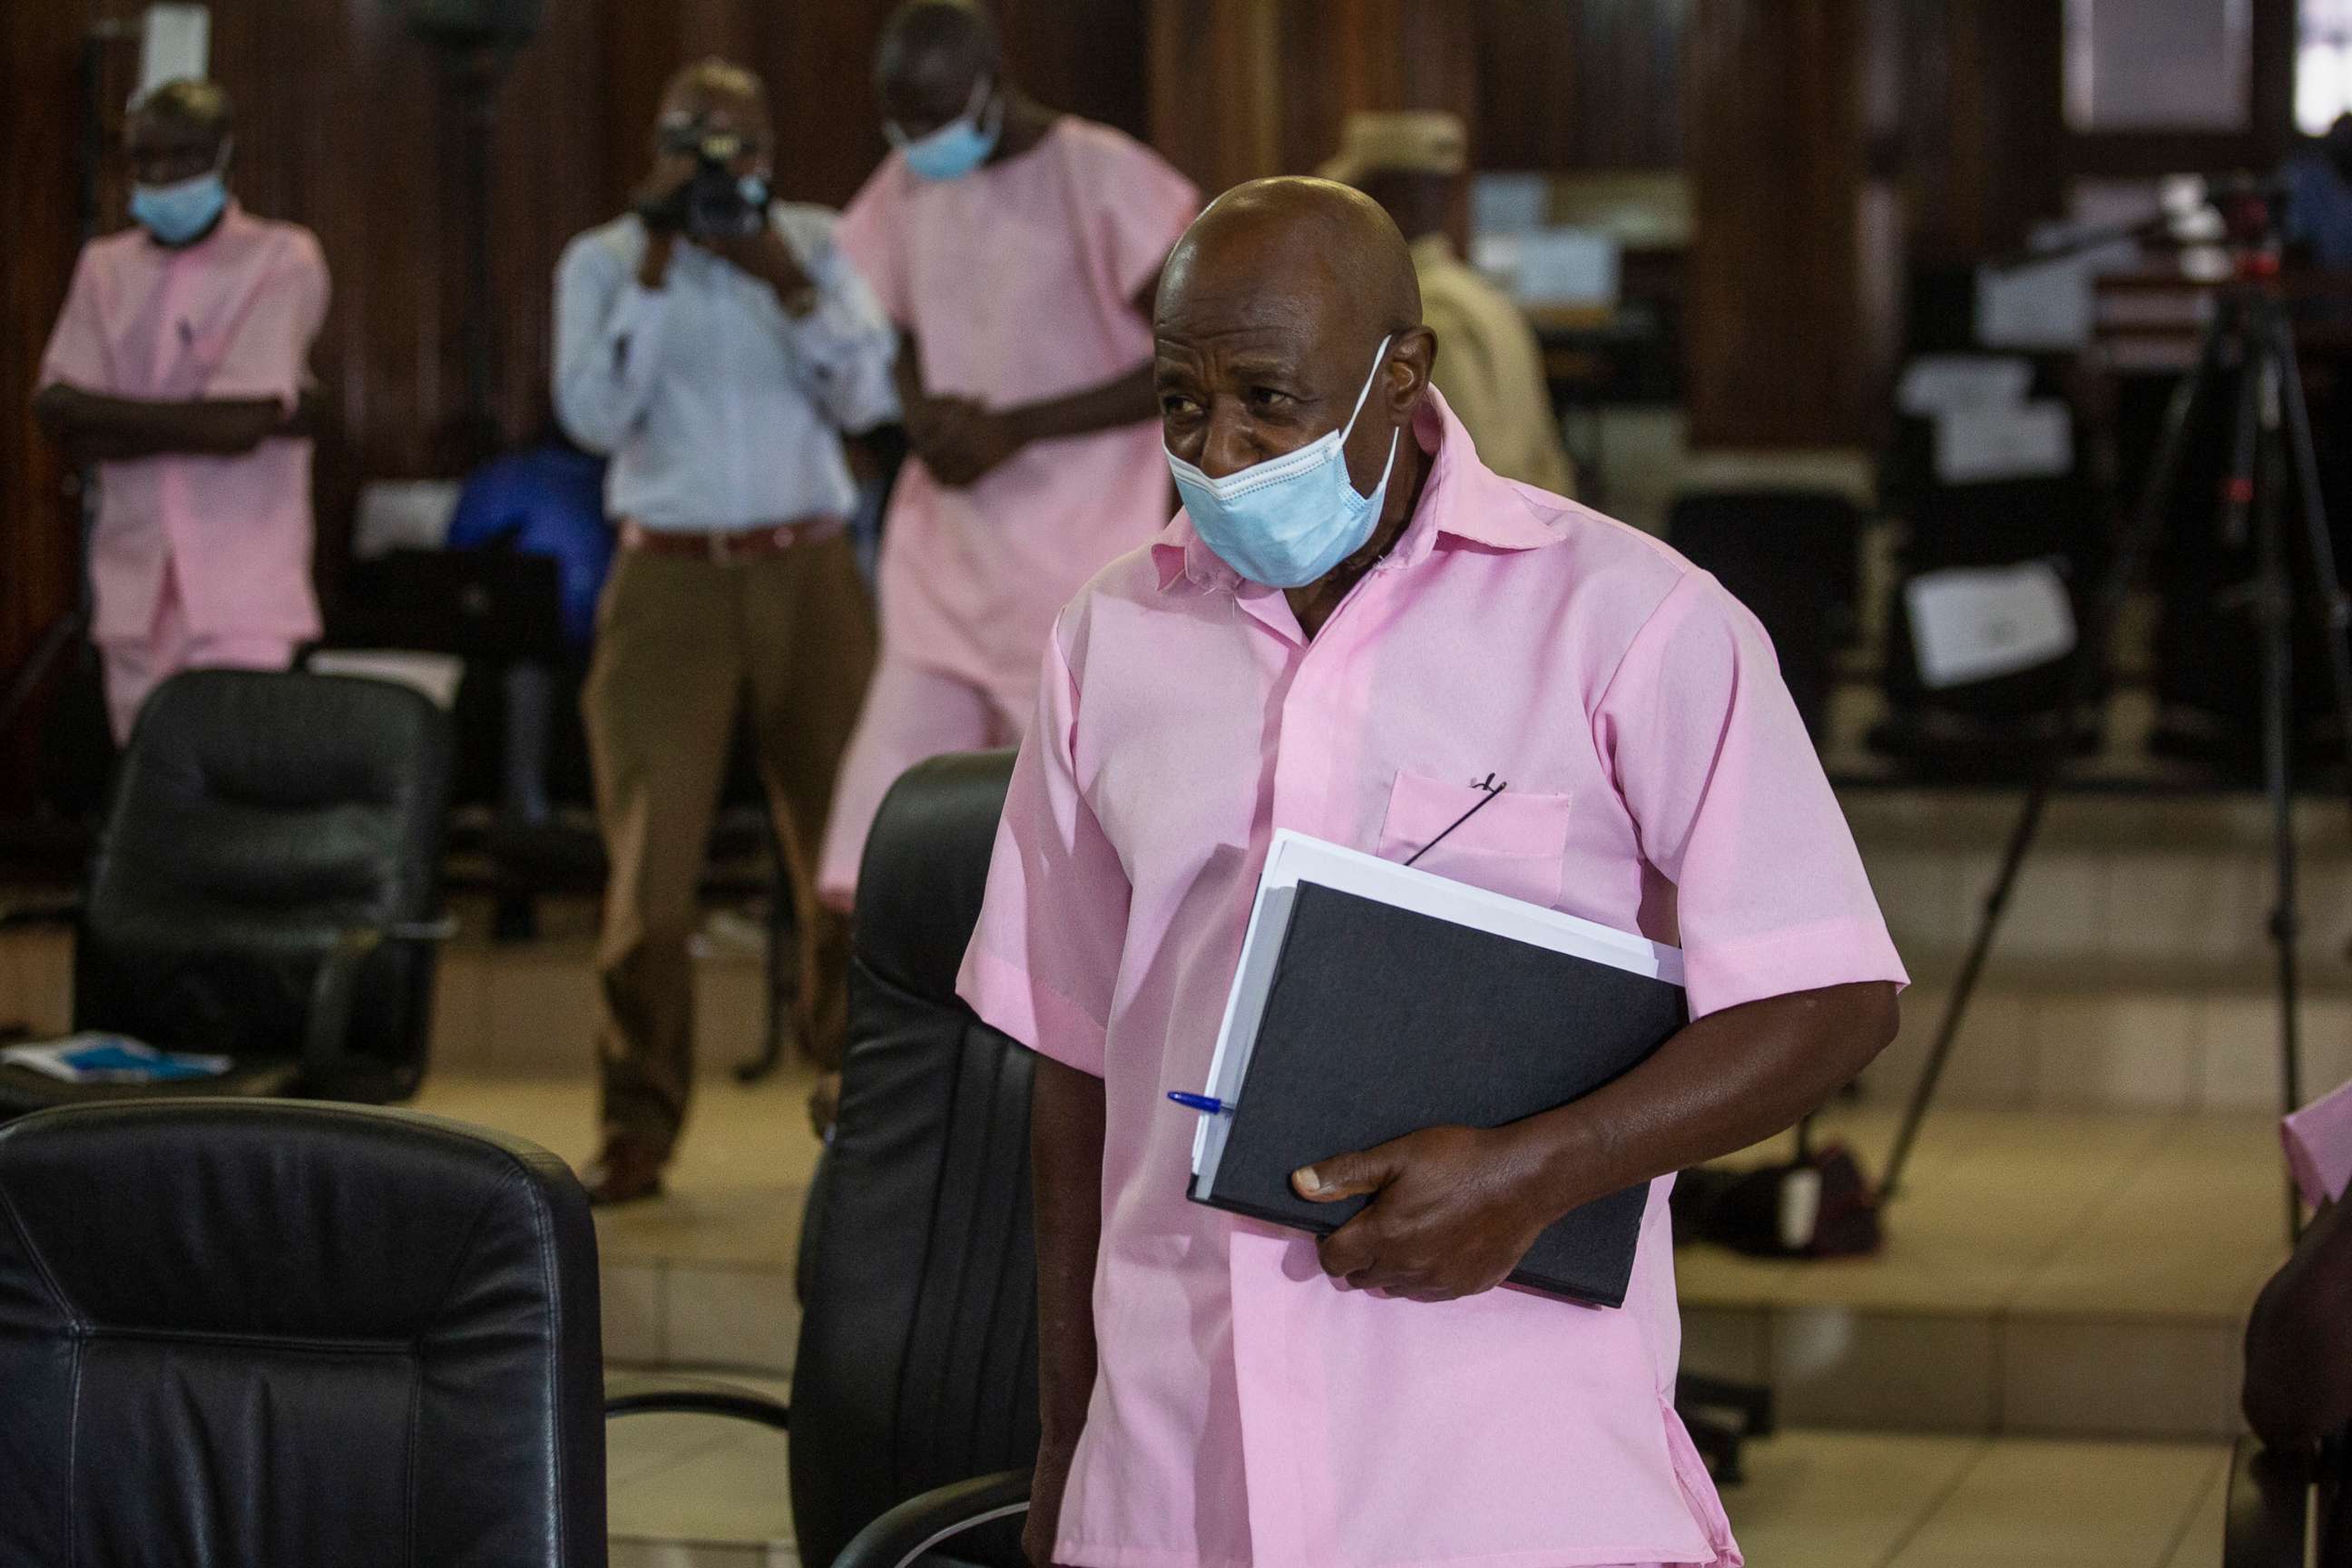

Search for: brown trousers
xmin=583 ymin=533 xmax=876 ymax=1156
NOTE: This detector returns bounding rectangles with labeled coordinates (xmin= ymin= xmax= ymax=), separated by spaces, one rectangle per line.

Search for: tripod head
xmin=1986 ymin=170 xmax=2297 ymax=283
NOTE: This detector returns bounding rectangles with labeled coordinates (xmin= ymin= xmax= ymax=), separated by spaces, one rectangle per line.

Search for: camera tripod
xmin=1881 ymin=224 xmax=2352 ymax=1235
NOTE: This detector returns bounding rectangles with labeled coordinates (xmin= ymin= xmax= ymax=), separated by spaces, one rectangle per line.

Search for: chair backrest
xmin=0 ymin=1099 xmax=605 ymax=1568
xmin=790 ymin=750 xmax=1037 ymax=1568
xmin=76 ymin=669 xmax=454 ymax=1094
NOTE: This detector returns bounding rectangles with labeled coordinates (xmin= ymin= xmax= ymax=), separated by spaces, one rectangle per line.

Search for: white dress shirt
xmin=553 ymin=203 xmax=898 ymax=532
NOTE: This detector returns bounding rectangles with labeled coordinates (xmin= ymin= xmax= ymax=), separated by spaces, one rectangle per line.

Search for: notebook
xmin=0 ymin=1034 xmax=233 ymax=1084
xmin=1183 ymin=831 xmax=1688 ymax=1308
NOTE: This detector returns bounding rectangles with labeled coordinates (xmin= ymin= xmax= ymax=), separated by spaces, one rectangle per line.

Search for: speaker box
xmin=392 ymin=0 xmax=542 ymax=45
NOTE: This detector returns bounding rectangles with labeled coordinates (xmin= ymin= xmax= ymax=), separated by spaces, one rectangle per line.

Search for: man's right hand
xmin=1022 ymin=1445 xmax=1077 ymax=1568
xmin=632 ymin=153 xmax=697 ymax=289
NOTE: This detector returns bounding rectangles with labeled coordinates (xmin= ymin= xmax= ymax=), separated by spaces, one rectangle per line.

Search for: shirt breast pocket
xmin=1374 ymin=769 xmax=1573 ymax=909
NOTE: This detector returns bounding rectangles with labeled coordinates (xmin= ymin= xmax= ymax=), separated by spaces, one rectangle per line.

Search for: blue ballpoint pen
xmin=1166 ymin=1091 xmax=1236 ymax=1116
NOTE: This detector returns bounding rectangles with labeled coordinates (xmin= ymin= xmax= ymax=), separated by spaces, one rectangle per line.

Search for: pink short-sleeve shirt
xmin=38 ymin=203 xmax=328 ymax=646
xmin=958 ymin=391 xmax=1907 ymax=1568
xmin=838 ymin=118 xmax=1199 ymax=710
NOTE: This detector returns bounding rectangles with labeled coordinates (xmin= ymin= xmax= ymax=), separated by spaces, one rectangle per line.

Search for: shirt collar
xmin=1153 ymin=385 xmax=1571 ymax=593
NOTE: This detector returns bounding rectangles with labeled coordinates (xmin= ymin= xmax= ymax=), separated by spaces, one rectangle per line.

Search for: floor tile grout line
xmin=1992 ymin=1112 xmax=2192 ymax=1319
xmin=1870 ymin=1433 xmax=1996 ymax=1568
xmin=2149 ymin=1447 xmax=2234 ymax=1568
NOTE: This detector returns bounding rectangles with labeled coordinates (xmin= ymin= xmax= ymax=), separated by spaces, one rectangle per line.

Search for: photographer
xmin=554 ymin=58 xmax=897 ymax=1204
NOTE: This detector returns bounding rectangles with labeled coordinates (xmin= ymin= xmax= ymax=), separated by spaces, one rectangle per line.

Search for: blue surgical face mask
xmin=887 ymin=78 xmax=1001 ymax=181
xmin=1168 ymin=336 xmax=1398 ymax=589
xmin=131 ymin=149 xmax=230 ymax=246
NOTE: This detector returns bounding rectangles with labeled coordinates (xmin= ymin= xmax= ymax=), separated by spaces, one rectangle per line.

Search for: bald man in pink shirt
xmin=960 ymin=181 xmax=1906 ymax=1567
xmin=816 ymin=0 xmax=1199 ymax=911
xmin=35 ymin=81 xmax=326 ymax=744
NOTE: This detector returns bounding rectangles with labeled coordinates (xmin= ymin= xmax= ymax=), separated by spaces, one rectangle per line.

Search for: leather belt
xmin=620 ymin=516 xmax=847 ymax=565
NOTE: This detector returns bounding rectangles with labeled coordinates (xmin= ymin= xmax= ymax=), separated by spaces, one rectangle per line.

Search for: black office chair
xmin=0 ymin=1098 xmax=606 ymax=1567
xmin=2224 ymin=1427 xmax=2349 ymax=1565
xmin=0 ymin=669 xmax=456 ymax=1115
xmin=605 ymin=750 xmax=1039 ymax=1568
xmin=1665 ymin=489 xmax=1863 ymax=746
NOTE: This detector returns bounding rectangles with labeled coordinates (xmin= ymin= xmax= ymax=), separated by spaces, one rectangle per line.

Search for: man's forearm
xmin=1005 ymin=361 xmax=1159 ymax=446
xmin=1031 ymin=1054 xmax=1107 ymax=1453
xmin=35 ymin=384 xmax=285 ymax=460
xmin=1512 ymin=982 xmax=1900 ymax=1217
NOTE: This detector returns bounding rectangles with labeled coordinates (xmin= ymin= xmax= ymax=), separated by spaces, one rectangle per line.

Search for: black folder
xmin=1186 ymin=880 xmax=1688 ymax=1308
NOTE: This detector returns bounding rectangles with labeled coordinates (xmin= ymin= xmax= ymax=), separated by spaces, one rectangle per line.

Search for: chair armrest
xmin=603 ymin=1371 xmax=790 ymax=1433
xmin=303 ymin=917 xmax=459 ymax=1072
xmin=830 ymin=1468 xmax=1032 ymax=1568
xmin=2225 ymin=1431 xmax=2310 ymax=1568
xmin=0 ymin=897 xmax=81 ymax=930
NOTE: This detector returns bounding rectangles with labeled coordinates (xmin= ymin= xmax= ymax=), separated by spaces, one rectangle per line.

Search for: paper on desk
xmin=1 ymin=1034 xmax=231 ymax=1083
xmin=307 ymin=650 xmax=466 ymax=710
xmin=1932 ymin=400 xmax=2075 ymax=485
xmin=1905 ymin=560 xmax=2076 ymax=689
xmin=1897 ymin=356 xmax=2034 ymax=416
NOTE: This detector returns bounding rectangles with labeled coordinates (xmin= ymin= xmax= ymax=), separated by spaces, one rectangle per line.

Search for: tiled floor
xmin=1678 ymin=1102 xmax=2284 ymax=1439
xmin=404 ymin=1071 xmax=2286 ymax=1441
xmin=411 ymin=1065 xmax=828 ymax=1376
xmin=600 ymin=1419 xmax=2234 ymax=1568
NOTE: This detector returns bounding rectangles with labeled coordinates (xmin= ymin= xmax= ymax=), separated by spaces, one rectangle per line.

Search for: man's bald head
xmin=877 ymin=0 xmax=1002 ymax=138
xmin=127 ymin=78 xmax=232 ymax=187
xmin=1156 ymin=178 xmax=1436 ymax=509
xmin=1162 ymin=178 xmax=1422 ymax=345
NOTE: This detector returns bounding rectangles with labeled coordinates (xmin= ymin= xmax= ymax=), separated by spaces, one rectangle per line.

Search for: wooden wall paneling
xmin=1475 ymin=0 xmax=1688 ymax=172
xmin=1001 ymin=0 xmax=1154 ymax=141
xmin=1148 ymin=0 xmax=1475 ymax=197
xmin=1149 ymin=0 xmax=1285 ymax=196
xmin=489 ymin=0 xmax=624 ymax=442
xmin=0 ymin=0 xmax=99 ymax=808
xmin=1685 ymin=0 xmax=1870 ymax=449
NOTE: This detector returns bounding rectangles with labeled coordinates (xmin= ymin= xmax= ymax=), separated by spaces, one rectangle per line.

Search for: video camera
xmin=638 ymin=116 xmax=768 ymax=240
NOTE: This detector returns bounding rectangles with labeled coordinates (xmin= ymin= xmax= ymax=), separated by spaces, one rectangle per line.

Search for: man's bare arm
xmin=1025 ymin=1054 xmax=1107 ymax=1567
xmin=988 ymin=270 xmax=1164 ymax=446
xmin=1302 ymin=981 xmax=1901 ymax=1300
xmin=34 ymin=382 xmax=289 ymax=464
xmin=916 ymin=272 xmax=1166 ymax=488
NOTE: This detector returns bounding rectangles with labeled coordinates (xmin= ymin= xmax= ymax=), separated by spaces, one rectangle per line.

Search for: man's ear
xmin=1387 ymin=324 xmax=1436 ymax=421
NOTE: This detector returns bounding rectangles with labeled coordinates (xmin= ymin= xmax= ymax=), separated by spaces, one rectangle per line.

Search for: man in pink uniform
xmin=818 ymin=0 xmax=1199 ymax=908
xmin=34 ymin=80 xmax=327 ymax=744
xmin=960 ymin=180 xmax=1907 ymax=1567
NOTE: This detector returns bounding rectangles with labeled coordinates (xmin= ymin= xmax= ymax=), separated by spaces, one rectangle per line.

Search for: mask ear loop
xmin=1336 ymin=334 xmax=1396 ymax=445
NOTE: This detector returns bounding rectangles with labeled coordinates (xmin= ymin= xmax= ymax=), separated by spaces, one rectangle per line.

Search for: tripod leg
xmin=2246 ymin=312 xmax=2305 ymax=1240
xmin=2269 ymin=308 xmax=2352 ymax=1236
xmin=2270 ymin=307 xmax=2352 ymax=925
xmin=1881 ymin=313 xmax=2231 ymax=1200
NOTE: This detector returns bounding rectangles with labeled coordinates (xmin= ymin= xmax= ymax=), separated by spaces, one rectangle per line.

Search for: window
xmin=2301 ymin=0 xmax=2352 ymax=133
xmin=2065 ymin=0 xmax=2253 ymax=132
